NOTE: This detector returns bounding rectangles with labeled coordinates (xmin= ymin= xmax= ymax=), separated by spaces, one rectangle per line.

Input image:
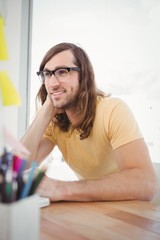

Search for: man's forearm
xmin=40 ymin=168 xmax=158 ymax=202
xmin=20 ymin=102 xmax=54 ymax=160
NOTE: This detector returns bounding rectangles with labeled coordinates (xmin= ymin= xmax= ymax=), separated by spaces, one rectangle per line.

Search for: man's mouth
xmin=52 ymin=91 xmax=64 ymax=96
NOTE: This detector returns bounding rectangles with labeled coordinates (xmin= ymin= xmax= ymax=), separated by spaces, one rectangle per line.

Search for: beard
xmin=50 ymin=90 xmax=78 ymax=110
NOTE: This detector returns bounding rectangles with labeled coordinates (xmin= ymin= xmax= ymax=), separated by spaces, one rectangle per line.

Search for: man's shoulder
xmin=97 ymin=96 xmax=126 ymax=108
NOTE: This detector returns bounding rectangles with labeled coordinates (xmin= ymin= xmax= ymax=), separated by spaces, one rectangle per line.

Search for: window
xmin=29 ymin=0 xmax=160 ymax=176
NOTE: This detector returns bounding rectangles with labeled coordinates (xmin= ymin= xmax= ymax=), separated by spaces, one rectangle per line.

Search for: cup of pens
xmin=0 ymin=148 xmax=46 ymax=240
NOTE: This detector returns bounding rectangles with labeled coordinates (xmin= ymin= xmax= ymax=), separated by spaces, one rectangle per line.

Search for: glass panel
xmin=30 ymin=0 xmax=160 ymax=167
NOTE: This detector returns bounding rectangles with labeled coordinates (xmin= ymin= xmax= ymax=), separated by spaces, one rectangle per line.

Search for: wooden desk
xmin=41 ymin=201 xmax=160 ymax=240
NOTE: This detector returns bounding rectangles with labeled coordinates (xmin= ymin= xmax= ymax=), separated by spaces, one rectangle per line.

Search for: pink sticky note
xmin=4 ymin=127 xmax=30 ymax=156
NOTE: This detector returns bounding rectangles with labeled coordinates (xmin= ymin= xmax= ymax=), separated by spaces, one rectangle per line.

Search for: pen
xmin=20 ymin=161 xmax=38 ymax=199
xmin=0 ymin=173 xmax=3 ymax=202
xmin=16 ymin=171 xmax=27 ymax=200
xmin=13 ymin=155 xmax=22 ymax=173
xmin=29 ymin=168 xmax=45 ymax=195
xmin=3 ymin=169 xmax=13 ymax=203
xmin=15 ymin=158 xmax=28 ymax=199
xmin=18 ymin=158 xmax=27 ymax=173
xmin=0 ymin=156 xmax=2 ymax=169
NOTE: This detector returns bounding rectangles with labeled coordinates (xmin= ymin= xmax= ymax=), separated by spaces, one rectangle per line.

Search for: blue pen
xmin=20 ymin=161 xmax=38 ymax=199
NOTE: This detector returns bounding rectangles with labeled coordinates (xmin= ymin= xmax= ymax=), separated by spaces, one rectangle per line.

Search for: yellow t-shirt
xmin=43 ymin=97 xmax=143 ymax=179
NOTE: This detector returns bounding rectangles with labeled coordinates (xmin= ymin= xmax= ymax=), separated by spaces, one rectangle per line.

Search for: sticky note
xmin=0 ymin=71 xmax=21 ymax=106
xmin=0 ymin=17 xmax=8 ymax=60
xmin=4 ymin=127 xmax=30 ymax=156
xmin=0 ymin=96 xmax=4 ymax=153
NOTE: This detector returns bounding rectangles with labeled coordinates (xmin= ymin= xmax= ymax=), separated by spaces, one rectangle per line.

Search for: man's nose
xmin=48 ymin=75 xmax=60 ymax=86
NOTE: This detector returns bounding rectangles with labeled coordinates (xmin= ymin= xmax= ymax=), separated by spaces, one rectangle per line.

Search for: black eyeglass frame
xmin=37 ymin=67 xmax=80 ymax=81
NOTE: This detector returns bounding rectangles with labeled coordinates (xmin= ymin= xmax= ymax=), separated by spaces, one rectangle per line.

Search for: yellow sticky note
xmin=0 ymin=71 xmax=21 ymax=106
xmin=0 ymin=17 xmax=8 ymax=60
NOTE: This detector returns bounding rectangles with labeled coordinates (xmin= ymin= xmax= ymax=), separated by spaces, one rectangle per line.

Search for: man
xmin=21 ymin=42 xmax=158 ymax=202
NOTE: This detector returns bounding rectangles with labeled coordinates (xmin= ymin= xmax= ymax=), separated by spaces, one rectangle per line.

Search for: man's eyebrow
xmin=43 ymin=65 xmax=68 ymax=71
xmin=43 ymin=68 xmax=52 ymax=71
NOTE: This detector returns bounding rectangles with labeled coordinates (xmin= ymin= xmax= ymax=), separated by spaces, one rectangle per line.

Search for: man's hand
xmin=37 ymin=175 xmax=65 ymax=201
xmin=45 ymin=95 xmax=65 ymax=118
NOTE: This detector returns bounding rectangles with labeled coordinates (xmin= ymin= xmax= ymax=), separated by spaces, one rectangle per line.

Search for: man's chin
xmin=52 ymin=98 xmax=75 ymax=110
xmin=52 ymin=104 xmax=63 ymax=109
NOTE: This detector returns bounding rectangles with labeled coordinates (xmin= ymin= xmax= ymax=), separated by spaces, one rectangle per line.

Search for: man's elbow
xmin=142 ymin=174 xmax=159 ymax=202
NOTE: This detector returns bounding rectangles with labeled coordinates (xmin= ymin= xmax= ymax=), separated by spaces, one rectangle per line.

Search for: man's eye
xmin=56 ymin=69 xmax=68 ymax=76
xmin=44 ymin=71 xmax=51 ymax=78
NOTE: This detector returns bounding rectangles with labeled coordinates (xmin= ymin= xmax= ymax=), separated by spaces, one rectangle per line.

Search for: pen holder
xmin=0 ymin=194 xmax=40 ymax=240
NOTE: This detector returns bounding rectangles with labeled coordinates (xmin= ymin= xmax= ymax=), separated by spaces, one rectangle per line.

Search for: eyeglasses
xmin=37 ymin=67 xmax=80 ymax=82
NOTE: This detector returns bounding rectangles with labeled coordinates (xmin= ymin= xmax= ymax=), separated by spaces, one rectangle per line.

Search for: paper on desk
xmin=0 ymin=71 xmax=21 ymax=106
xmin=0 ymin=17 xmax=8 ymax=60
xmin=38 ymin=196 xmax=50 ymax=208
xmin=4 ymin=127 xmax=30 ymax=156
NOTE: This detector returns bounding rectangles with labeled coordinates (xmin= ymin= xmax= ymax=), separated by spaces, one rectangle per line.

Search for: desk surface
xmin=41 ymin=200 xmax=160 ymax=240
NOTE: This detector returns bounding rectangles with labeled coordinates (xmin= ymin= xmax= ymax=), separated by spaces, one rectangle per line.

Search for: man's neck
xmin=65 ymin=109 xmax=80 ymax=125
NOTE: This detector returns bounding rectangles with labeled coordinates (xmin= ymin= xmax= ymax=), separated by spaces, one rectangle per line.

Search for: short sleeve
xmin=107 ymin=99 xmax=143 ymax=150
xmin=43 ymin=121 xmax=56 ymax=144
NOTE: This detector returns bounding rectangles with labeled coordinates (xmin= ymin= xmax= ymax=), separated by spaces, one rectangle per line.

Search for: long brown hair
xmin=36 ymin=42 xmax=106 ymax=139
